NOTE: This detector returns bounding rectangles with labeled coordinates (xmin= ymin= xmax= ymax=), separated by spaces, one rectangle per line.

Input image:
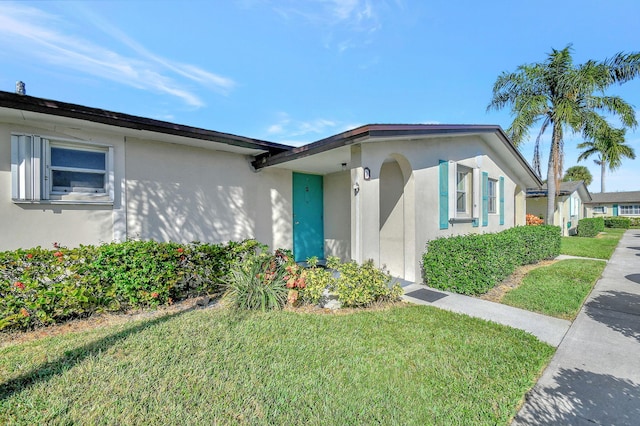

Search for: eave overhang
xmin=0 ymin=91 xmax=291 ymax=155
xmin=253 ymin=124 xmax=543 ymax=187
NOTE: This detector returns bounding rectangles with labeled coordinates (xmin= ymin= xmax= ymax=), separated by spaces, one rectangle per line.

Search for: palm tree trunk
xmin=546 ymin=127 xmax=560 ymax=225
xmin=601 ymin=160 xmax=606 ymax=193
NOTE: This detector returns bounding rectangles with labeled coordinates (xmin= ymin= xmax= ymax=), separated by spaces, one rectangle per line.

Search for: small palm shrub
xmin=224 ymin=251 xmax=403 ymax=310
xmin=224 ymin=252 xmax=289 ymax=311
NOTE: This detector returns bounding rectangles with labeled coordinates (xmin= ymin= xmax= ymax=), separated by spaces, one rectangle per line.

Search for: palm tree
xmin=578 ymin=126 xmax=636 ymax=192
xmin=563 ymin=165 xmax=593 ymax=187
xmin=488 ymin=45 xmax=640 ymax=224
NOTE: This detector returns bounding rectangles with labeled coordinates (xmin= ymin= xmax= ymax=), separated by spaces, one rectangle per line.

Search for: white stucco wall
xmin=323 ymin=170 xmax=351 ymax=261
xmin=0 ymin=121 xmax=123 ymax=251
xmin=0 ymin=118 xmax=292 ymax=252
xmin=379 ymin=160 xmax=405 ymax=277
xmin=124 ymin=138 xmax=292 ymax=249
xmin=349 ymin=135 xmax=531 ymax=282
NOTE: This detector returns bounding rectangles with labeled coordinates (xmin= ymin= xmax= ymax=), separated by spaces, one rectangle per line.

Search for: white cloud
xmin=271 ymin=0 xmax=382 ymax=52
xmin=266 ymin=112 xmax=343 ymax=142
xmin=0 ymin=3 xmax=235 ymax=107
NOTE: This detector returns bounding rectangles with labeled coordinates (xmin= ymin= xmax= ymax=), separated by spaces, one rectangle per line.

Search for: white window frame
xmin=49 ymin=142 xmax=108 ymax=195
xmin=456 ymin=170 xmax=468 ymax=214
xmin=620 ymin=205 xmax=640 ymax=215
xmin=11 ymin=133 xmax=114 ymax=204
xmin=447 ymin=162 xmax=480 ymax=223
xmin=569 ymin=195 xmax=579 ymax=217
xmin=488 ymin=178 xmax=497 ymax=214
xmin=592 ymin=206 xmax=606 ymax=214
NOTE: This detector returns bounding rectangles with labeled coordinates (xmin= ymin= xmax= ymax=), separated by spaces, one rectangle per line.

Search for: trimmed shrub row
xmin=604 ymin=216 xmax=631 ymax=229
xmin=422 ymin=225 xmax=561 ymax=295
xmin=577 ymin=217 xmax=605 ymax=237
xmin=1 ymin=239 xmax=260 ymax=331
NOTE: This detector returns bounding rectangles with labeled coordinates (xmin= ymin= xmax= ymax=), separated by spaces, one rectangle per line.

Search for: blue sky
xmin=1 ymin=0 xmax=639 ymax=192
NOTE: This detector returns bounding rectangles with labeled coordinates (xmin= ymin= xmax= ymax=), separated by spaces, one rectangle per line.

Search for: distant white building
xmin=526 ymin=181 xmax=591 ymax=236
xmin=585 ymin=191 xmax=640 ymax=218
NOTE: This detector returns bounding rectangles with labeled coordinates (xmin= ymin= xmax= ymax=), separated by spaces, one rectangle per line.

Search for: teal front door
xmin=293 ymin=172 xmax=324 ymax=262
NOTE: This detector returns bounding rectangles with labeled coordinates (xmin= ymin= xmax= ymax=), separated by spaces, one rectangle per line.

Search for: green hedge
xmin=422 ymin=225 xmax=561 ymax=295
xmin=577 ymin=217 xmax=605 ymax=237
xmin=0 ymin=239 xmax=259 ymax=331
xmin=604 ymin=216 xmax=631 ymax=229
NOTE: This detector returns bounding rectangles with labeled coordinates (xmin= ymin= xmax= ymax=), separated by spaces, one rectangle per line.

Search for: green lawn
xmin=501 ymin=259 xmax=606 ymax=320
xmin=560 ymin=228 xmax=626 ymax=259
xmin=0 ymin=305 xmax=554 ymax=425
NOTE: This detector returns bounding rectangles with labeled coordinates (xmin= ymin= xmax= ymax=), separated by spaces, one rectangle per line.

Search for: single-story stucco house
xmin=1 ymin=91 xmax=542 ymax=281
xmin=526 ymin=181 xmax=591 ymax=236
xmin=585 ymin=191 xmax=640 ymax=218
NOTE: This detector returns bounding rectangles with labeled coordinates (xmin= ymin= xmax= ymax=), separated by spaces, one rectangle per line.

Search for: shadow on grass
xmin=0 ymin=308 xmax=193 ymax=401
xmin=514 ymin=368 xmax=640 ymax=425
xmin=584 ymin=290 xmax=640 ymax=343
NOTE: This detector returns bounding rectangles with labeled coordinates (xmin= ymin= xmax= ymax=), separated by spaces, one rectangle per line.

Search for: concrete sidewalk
xmin=513 ymin=229 xmax=640 ymax=425
xmin=400 ymin=282 xmax=571 ymax=347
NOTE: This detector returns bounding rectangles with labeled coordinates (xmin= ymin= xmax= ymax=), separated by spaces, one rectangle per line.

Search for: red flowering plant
xmin=0 ymin=244 xmax=85 ymax=330
xmin=526 ymin=214 xmax=545 ymax=226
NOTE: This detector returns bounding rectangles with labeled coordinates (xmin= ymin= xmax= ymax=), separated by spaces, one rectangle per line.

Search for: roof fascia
xmin=251 ymin=124 xmax=541 ymax=186
xmin=0 ymin=91 xmax=291 ymax=154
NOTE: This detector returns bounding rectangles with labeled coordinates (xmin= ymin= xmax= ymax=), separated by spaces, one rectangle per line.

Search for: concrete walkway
xmin=400 ymin=281 xmax=571 ymax=347
xmin=513 ymin=229 xmax=640 ymax=425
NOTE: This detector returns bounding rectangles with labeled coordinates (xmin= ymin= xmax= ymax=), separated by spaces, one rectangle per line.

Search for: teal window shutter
xmin=482 ymin=172 xmax=489 ymax=226
xmin=613 ymin=204 xmax=618 ymax=216
xmin=499 ymin=176 xmax=505 ymax=225
xmin=439 ymin=160 xmax=448 ymax=229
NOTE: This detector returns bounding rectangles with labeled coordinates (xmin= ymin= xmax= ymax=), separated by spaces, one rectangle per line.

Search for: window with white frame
xmin=488 ymin=178 xmax=497 ymax=214
xmin=569 ymin=196 xmax=580 ymax=216
xmin=456 ymin=169 xmax=471 ymax=214
xmin=620 ymin=205 xmax=640 ymax=215
xmin=50 ymin=145 xmax=107 ymax=194
xmin=593 ymin=206 xmax=606 ymax=214
xmin=11 ymin=134 xmax=113 ymax=203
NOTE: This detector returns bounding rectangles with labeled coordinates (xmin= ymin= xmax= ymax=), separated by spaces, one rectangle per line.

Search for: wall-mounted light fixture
xmin=341 ymin=162 xmax=347 ymax=171
xmin=353 ymin=181 xmax=360 ymax=195
xmin=363 ymin=167 xmax=371 ymax=180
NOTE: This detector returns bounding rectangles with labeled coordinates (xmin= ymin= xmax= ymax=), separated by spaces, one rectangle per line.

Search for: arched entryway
xmin=379 ymin=154 xmax=414 ymax=279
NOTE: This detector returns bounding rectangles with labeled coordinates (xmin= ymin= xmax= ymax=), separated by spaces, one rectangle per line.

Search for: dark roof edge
xmin=0 ymin=91 xmax=291 ymax=154
xmin=585 ymin=190 xmax=640 ymax=204
xmin=526 ymin=180 xmax=592 ymax=200
xmin=492 ymin=127 xmax=543 ymax=187
xmin=252 ymin=124 xmax=542 ymax=187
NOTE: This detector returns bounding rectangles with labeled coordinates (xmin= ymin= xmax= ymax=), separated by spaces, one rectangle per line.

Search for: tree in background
xmin=563 ymin=165 xmax=593 ymax=187
xmin=488 ymin=45 xmax=640 ymax=225
xmin=578 ymin=126 xmax=636 ymax=193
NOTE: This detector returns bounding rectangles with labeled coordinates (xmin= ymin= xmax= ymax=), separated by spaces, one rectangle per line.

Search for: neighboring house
xmin=585 ymin=191 xmax=640 ymax=218
xmin=526 ymin=181 xmax=591 ymax=236
xmin=1 ymin=91 xmax=541 ymax=281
